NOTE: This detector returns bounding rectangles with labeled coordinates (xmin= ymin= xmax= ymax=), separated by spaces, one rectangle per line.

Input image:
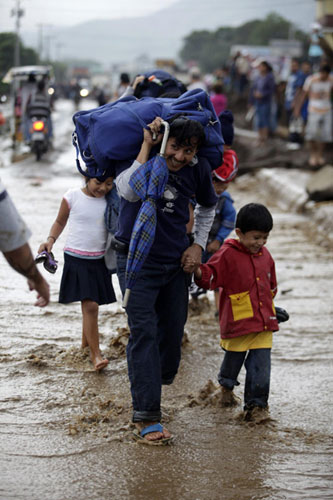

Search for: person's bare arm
xmin=38 ymin=198 xmax=70 ymax=253
xmin=115 ymin=117 xmax=164 ymax=201
xmin=193 ymin=264 xmax=202 ymax=280
xmin=293 ymin=88 xmax=308 ymax=117
xmin=4 ymin=243 xmax=50 ymax=306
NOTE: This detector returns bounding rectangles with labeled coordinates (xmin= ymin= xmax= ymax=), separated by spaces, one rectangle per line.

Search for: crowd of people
xmin=88 ymin=41 xmax=332 ymax=166
xmin=222 ymin=45 xmax=333 ymax=164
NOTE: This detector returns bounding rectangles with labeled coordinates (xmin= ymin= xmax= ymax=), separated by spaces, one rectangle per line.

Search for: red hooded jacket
xmin=195 ymin=238 xmax=279 ymax=339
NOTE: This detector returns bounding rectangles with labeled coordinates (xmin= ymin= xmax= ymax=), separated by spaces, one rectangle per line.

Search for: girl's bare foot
xmin=92 ymin=354 xmax=109 ymax=371
xmin=309 ymin=155 xmax=318 ymax=167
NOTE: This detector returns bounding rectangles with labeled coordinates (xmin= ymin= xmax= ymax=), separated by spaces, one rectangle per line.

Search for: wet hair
xmin=85 ymin=175 xmax=114 ymax=185
xmin=168 ymin=116 xmax=205 ymax=149
xmin=83 ymin=167 xmax=115 ymax=183
xmin=260 ymin=61 xmax=273 ymax=73
xmin=212 ymin=83 xmax=224 ymax=94
xmin=236 ymin=203 xmax=273 ymax=233
xmin=319 ymin=63 xmax=331 ymax=74
xmin=120 ymin=73 xmax=130 ymax=84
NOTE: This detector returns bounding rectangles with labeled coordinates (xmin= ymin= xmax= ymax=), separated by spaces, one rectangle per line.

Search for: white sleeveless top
xmin=63 ymin=188 xmax=107 ymax=257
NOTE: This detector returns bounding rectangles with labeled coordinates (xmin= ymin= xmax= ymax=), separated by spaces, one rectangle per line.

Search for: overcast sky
xmin=0 ymin=0 xmax=179 ymax=32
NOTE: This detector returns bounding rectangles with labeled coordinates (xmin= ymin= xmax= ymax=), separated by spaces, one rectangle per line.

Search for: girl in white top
xmin=38 ymin=174 xmax=116 ymax=371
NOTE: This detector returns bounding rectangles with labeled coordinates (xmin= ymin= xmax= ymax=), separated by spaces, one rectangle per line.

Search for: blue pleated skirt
xmin=59 ymin=253 xmax=116 ymax=305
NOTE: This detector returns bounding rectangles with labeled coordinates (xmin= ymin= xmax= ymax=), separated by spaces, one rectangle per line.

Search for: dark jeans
xmin=116 ymin=253 xmax=189 ymax=422
xmin=218 ymin=348 xmax=271 ymax=410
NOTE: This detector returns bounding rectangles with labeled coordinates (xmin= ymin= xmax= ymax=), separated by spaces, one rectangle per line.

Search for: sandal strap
xmin=140 ymin=423 xmax=163 ymax=437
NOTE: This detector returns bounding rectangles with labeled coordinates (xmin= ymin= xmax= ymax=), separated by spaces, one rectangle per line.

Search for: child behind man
xmin=190 ymin=110 xmax=238 ymax=316
xmin=206 ymin=110 xmax=238 ymax=258
xmin=187 ymin=203 xmax=279 ymax=420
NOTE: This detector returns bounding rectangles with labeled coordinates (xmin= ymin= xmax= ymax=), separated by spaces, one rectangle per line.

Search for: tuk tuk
xmin=2 ymin=65 xmax=53 ymax=145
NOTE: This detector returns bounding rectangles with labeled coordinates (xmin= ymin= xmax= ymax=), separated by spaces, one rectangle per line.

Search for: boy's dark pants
xmin=218 ymin=348 xmax=271 ymax=410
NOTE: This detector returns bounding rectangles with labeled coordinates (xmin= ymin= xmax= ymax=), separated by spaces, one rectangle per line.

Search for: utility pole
xmin=11 ymin=0 xmax=25 ymax=67
xmin=45 ymin=34 xmax=55 ymax=61
xmin=37 ymin=24 xmax=53 ymax=62
xmin=37 ymin=23 xmax=44 ymax=61
xmin=56 ymin=41 xmax=64 ymax=62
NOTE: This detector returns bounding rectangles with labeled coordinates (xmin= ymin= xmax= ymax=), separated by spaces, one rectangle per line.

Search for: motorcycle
xmin=26 ymin=81 xmax=53 ymax=161
xmin=29 ymin=115 xmax=49 ymax=161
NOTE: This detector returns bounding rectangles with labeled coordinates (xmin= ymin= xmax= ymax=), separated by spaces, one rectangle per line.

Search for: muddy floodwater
xmin=0 ymin=101 xmax=332 ymax=500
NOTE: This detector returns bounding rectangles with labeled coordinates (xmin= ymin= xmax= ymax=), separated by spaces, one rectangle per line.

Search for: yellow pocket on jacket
xmin=229 ymin=291 xmax=254 ymax=321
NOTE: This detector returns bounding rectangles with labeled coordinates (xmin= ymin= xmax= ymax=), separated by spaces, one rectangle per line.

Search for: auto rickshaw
xmin=2 ymin=65 xmax=53 ymax=152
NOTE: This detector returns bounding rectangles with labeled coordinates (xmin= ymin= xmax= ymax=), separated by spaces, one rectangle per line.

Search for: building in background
xmin=316 ymin=0 xmax=333 ymax=48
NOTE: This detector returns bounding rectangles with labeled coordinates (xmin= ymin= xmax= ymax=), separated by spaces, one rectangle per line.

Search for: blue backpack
xmin=72 ymin=88 xmax=223 ymax=178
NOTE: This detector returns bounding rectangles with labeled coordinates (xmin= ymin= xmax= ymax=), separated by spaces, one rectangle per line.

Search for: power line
xmin=11 ymin=0 xmax=24 ymax=66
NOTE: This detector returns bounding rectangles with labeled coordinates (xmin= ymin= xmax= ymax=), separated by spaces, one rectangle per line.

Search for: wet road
xmin=0 ymin=100 xmax=332 ymax=500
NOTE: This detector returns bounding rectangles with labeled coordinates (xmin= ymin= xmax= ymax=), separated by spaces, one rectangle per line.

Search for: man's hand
xmin=137 ymin=117 xmax=164 ymax=164
xmin=132 ymin=75 xmax=145 ymax=91
xmin=181 ymin=243 xmax=202 ymax=273
xmin=143 ymin=117 xmax=164 ymax=145
xmin=4 ymin=242 xmax=50 ymax=307
xmin=28 ymin=273 xmax=50 ymax=307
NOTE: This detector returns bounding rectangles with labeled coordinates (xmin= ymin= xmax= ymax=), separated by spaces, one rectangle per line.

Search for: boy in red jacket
xmin=187 ymin=203 xmax=279 ymax=420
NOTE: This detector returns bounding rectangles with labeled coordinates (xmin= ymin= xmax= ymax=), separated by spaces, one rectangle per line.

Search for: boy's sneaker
xmin=221 ymin=387 xmax=240 ymax=407
xmin=275 ymin=306 xmax=289 ymax=323
xmin=244 ymin=406 xmax=270 ymax=423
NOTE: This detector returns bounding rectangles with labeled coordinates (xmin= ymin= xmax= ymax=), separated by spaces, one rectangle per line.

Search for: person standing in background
xmin=210 ymin=83 xmax=228 ymax=117
xmin=251 ymin=61 xmax=276 ymax=145
xmin=114 ymin=73 xmax=131 ymax=100
xmin=187 ymin=67 xmax=207 ymax=91
xmin=294 ymin=63 xmax=333 ymax=167
xmin=284 ymin=59 xmax=306 ymax=126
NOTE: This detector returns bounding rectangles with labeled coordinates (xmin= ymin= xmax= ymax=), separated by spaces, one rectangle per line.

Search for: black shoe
xmin=275 ymin=306 xmax=289 ymax=323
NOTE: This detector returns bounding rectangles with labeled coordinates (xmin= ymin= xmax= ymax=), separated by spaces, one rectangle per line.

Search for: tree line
xmin=0 ymin=12 xmax=309 ymax=94
xmin=179 ymin=13 xmax=309 ymax=72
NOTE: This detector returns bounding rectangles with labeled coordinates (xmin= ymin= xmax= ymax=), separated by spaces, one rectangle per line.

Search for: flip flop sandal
xmin=35 ymin=251 xmax=58 ymax=274
xmin=132 ymin=423 xmax=173 ymax=446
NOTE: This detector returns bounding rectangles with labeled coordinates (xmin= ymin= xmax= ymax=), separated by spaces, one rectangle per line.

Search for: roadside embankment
xmin=233 ymin=127 xmax=333 ymax=248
